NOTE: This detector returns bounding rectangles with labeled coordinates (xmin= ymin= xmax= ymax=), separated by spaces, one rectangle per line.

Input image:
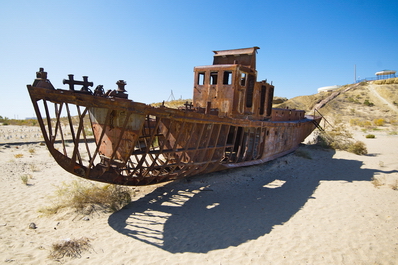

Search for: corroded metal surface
xmin=27 ymin=48 xmax=321 ymax=186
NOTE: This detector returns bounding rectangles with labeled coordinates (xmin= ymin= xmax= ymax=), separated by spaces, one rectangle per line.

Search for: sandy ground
xmin=0 ymin=125 xmax=398 ymax=264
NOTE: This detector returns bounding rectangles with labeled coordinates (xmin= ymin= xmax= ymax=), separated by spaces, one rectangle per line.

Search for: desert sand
xmin=1 ymin=125 xmax=397 ymax=264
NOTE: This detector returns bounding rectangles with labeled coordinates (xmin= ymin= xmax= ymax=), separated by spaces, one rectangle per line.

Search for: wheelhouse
xmin=193 ymin=47 xmax=274 ymax=120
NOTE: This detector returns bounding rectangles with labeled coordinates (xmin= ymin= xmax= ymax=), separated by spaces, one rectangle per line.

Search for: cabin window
xmin=198 ymin=72 xmax=205 ymax=85
xmin=245 ymin=74 xmax=255 ymax=108
xmin=240 ymin=72 xmax=247 ymax=86
xmin=223 ymin=71 xmax=232 ymax=85
xmin=260 ymin=85 xmax=266 ymax=115
xmin=210 ymin=72 xmax=218 ymax=85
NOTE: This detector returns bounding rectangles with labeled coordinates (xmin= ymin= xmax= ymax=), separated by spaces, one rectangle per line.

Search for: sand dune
xmin=0 ymin=126 xmax=397 ymax=264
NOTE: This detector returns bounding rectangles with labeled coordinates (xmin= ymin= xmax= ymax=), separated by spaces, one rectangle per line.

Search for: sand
xmin=0 ymin=125 xmax=397 ymax=264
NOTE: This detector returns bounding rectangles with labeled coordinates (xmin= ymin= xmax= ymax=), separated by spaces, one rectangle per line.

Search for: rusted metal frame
xmin=86 ymin=108 xmax=114 ymax=174
xmin=234 ymin=126 xmax=246 ymax=163
xmin=107 ymin=111 xmax=132 ymax=166
xmin=163 ymin=121 xmax=197 ymax=176
xmin=70 ymin=107 xmax=89 ymax=166
xmin=144 ymin=119 xmax=188 ymax=184
xmin=30 ymin=97 xmax=51 ymax=145
xmin=53 ymin=102 xmax=68 ymax=155
xmin=154 ymin=122 xmax=198 ymax=182
xmin=169 ymin=120 xmax=187 ymax=169
xmin=127 ymin=114 xmax=158 ymax=178
xmin=246 ymin=128 xmax=257 ymax=161
xmin=134 ymin=145 xmax=234 ymax=155
xmin=252 ymin=127 xmax=264 ymax=160
xmin=144 ymin=117 xmax=165 ymax=172
xmin=42 ymin=100 xmax=53 ymax=142
xmin=189 ymin=123 xmax=215 ymax=175
xmin=141 ymin=115 xmax=156 ymax=165
xmin=76 ymin=105 xmax=93 ymax=163
xmin=215 ymin=124 xmax=233 ymax=163
xmin=226 ymin=126 xmax=239 ymax=162
xmin=65 ymin=103 xmax=77 ymax=147
xmin=145 ymin=118 xmax=176 ymax=176
xmin=132 ymin=118 xmax=155 ymax=179
xmin=239 ymin=131 xmax=249 ymax=162
xmin=198 ymin=123 xmax=224 ymax=173
xmin=163 ymin=122 xmax=206 ymax=179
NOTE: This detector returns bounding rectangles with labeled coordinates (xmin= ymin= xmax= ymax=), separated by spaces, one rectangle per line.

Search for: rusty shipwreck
xmin=27 ymin=47 xmax=321 ymax=186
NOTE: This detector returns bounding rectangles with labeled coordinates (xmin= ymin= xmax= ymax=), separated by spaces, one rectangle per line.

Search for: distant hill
xmin=275 ymin=78 xmax=398 ymax=129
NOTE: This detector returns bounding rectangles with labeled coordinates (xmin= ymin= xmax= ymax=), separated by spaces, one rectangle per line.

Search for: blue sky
xmin=1 ymin=0 xmax=397 ymax=119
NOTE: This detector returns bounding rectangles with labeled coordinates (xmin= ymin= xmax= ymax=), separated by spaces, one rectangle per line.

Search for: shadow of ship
xmin=108 ymin=147 xmax=397 ymax=253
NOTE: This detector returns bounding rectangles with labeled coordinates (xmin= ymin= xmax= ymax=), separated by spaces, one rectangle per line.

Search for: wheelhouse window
xmin=223 ymin=71 xmax=232 ymax=85
xmin=210 ymin=72 xmax=218 ymax=85
xmin=197 ymin=72 xmax=205 ymax=85
xmin=246 ymin=74 xmax=255 ymax=108
xmin=240 ymin=72 xmax=247 ymax=86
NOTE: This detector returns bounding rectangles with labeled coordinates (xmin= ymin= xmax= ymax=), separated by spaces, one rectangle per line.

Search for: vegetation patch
xmin=315 ymin=126 xmax=367 ymax=155
xmin=365 ymin=134 xmax=375 ymax=139
xmin=14 ymin=153 xmax=24 ymax=158
xmin=39 ymin=180 xmax=133 ymax=215
xmin=363 ymin=99 xmax=374 ymax=107
xmin=20 ymin=174 xmax=32 ymax=185
xmin=373 ymin=118 xmax=385 ymax=126
xmin=49 ymin=237 xmax=91 ymax=260
xmin=371 ymin=176 xmax=384 ymax=188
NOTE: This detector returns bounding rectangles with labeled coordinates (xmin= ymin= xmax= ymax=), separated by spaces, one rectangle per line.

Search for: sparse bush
xmin=390 ymin=180 xmax=398 ymax=190
xmin=39 ymin=180 xmax=133 ymax=215
xmin=349 ymin=118 xmax=373 ymax=128
xmin=84 ymin=126 xmax=94 ymax=136
xmin=347 ymin=141 xmax=367 ymax=155
xmin=14 ymin=153 xmax=23 ymax=158
xmin=49 ymin=237 xmax=91 ymax=260
xmin=316 ymin=126 xmax=367 ymax=155
xmin=28 ymin=148 xmax=35 ymax=154
xmin=363 ymin=99 xmax=374 ymax=107
xmin=20 ymin=174 xmax=31 ymax=185
xmin=30 ymin=163 xmax=40 ymax=172
xmin=366 ymin=134 xmax=375 ymax=138
xmin=371 ymin=176 xmax=384 ymax=188
xmin=373 ymin=118 xmax=385 ymax=126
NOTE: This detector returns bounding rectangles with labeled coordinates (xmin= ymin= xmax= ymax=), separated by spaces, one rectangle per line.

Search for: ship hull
xmin=27 ymin=85 xmax=320 ymax=186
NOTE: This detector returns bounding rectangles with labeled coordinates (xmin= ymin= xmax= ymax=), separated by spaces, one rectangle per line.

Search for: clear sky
xmin=1 ymin=0 xmax=397 ymax=119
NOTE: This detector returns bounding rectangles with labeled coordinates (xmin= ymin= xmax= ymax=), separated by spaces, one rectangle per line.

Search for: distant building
xmin=375 ymin=70 xmax=396 ymax=79
xmin=357 ymin=70 xmax=396 ymax=83
xmin=317 ymin=85 xmax=340 ymax=93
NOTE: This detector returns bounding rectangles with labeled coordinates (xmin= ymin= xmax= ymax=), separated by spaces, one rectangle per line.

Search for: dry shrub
xmin=40 ymin=180 xmax=132 ymax=215
xmin=390 ymin=180 xmax=398 ymax=190
xmin=49 ymin=237 xmax=91 ymax=260
xmin=14 ymin=153 xmax=23 ymax=158
xmin=349 ymin=118 xmax=372 ymax=128
xmin=371 ymin=176 xmax=384 ymax=188
xmin=316 ymin=126 xmax=367 ymax=155
xmin=20 ymin=174 xmax=31 ymax=185
xmin=365 ymin=134 xmax=375 ymax=138
xmin=373 ymin=118 xmax=385 ymax=126
xmin=347 ymin=141 xmax=367 ymax=155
